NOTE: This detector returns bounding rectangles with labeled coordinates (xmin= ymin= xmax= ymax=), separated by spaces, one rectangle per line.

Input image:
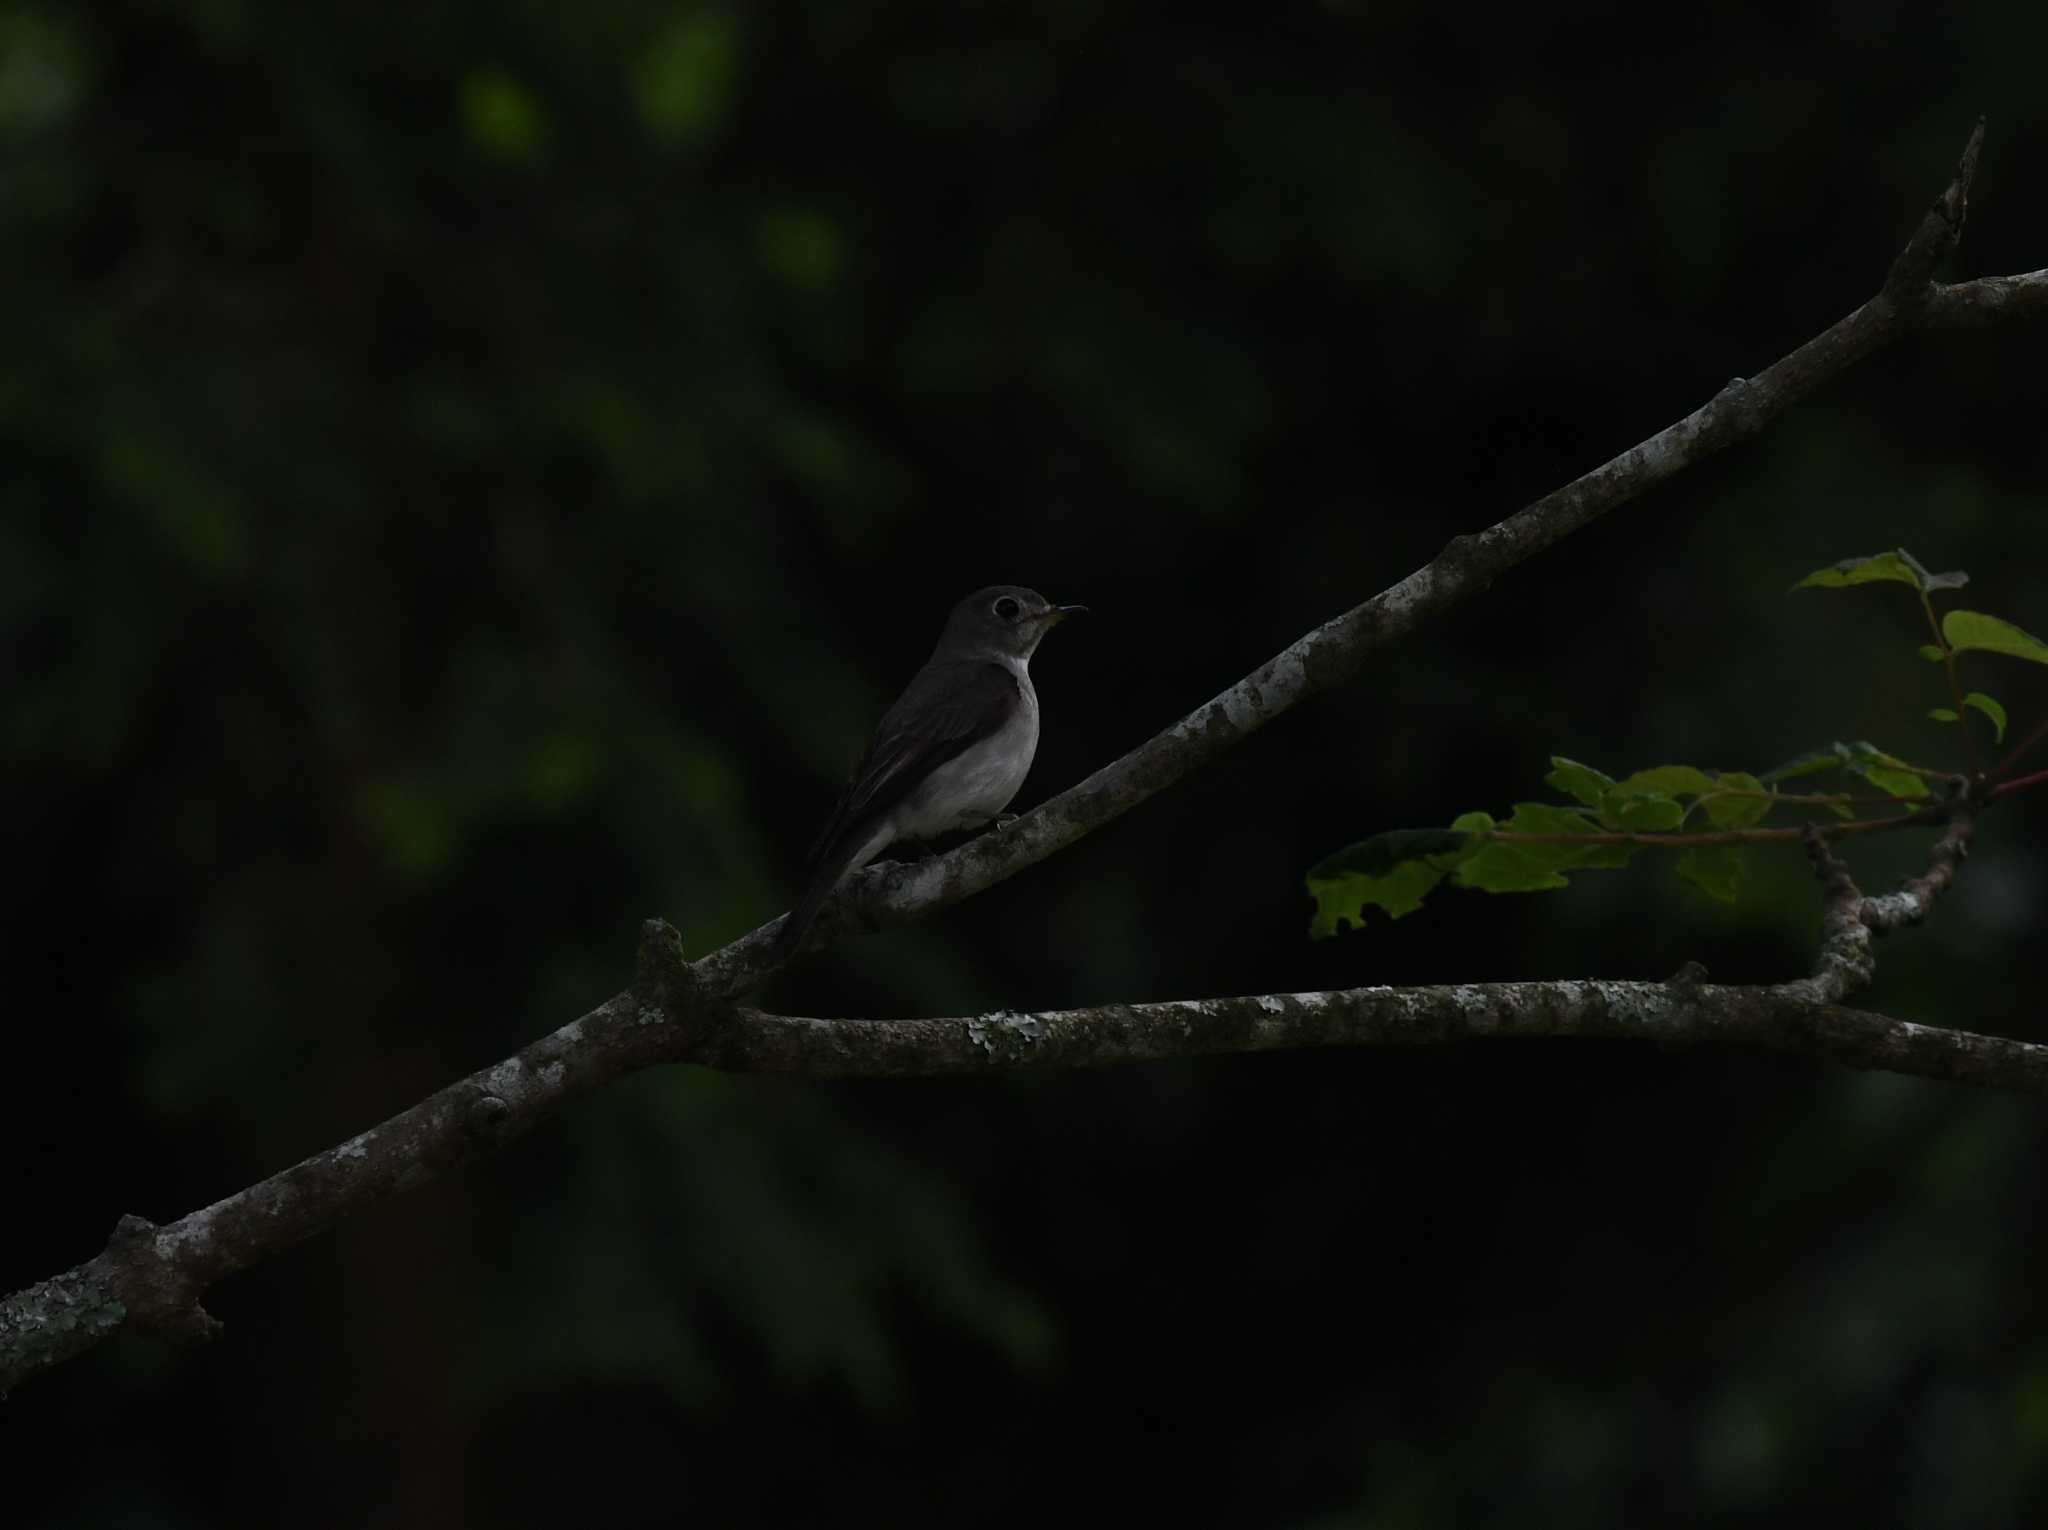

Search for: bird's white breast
xmin=891 ymin=656 xmax=1039 ymax=842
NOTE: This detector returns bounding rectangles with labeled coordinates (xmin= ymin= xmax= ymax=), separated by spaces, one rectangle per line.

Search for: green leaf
xmin=1791 ymin=549 xmax=1924 ymax=593
xmin=1701 ymin=771 xmax=1770 ymax=829
xmin=1610 ymin=765 xmax=1719 ymax=798
xmin=1833 ymin=740 xmax=1931 ymax=800
xmin=1453 ymin=802 xmax=1633 ymax=894
xmin=1676 ymin=845 xmax=1744 ymax=901
xmin=1942 ymin=610 xmax=2048 ymax=667
xmin=1308 ymin=859 xmax=1448 ymax=935
xmin=1918 ymin=644 xmax=1947 ymax=662
xmin=1307 ymin=829 xmax=1471 ymax=883
xmin=1306 ymin=828 xmax=1474 ymax=934
xmin=1602 ymin=792 xmax=1685 ymax=831
xmin=1501 ymin=803 xmax=1635 ymax=868
xmin=1761 ymin=750 xmax=1844 ymax=784
xmin=1544 ymin=756 xmax=1614 ymax=807
xmin=1962 ymin=691 xmax=2008 ymax=742
xmin=1928 ymin=707 xmax=1959 ymax=723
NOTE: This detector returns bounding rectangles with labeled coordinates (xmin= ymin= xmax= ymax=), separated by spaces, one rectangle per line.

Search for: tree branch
xmin=689 ymin=126 xmax=2035 ymax=1000
xmin=6 ymin=125 xmax=2043 ymax=1398
xmin=706 ymin=989 xmax=2048 ymax=1092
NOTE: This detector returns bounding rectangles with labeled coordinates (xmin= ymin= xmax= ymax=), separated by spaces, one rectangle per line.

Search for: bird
xmin=772 ymin=585 xmax=1084 ymax=960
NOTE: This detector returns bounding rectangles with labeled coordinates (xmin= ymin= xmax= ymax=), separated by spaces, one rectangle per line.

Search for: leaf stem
xmin=1490 ymin=803 xmax=1947 ymax=850
xmin=1989 ymin=765 xmax=2048 ymax=798
xmin=1988 ymin=717 xmax=2048 ymax=782
xmin=1921 ymin=590 xmax=1985 ymax=776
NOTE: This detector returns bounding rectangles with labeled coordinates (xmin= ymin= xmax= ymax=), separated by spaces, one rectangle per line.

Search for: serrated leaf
xmin=1676 ymin=845 xmax=1744 ymax=901
xmin=1449 ymin=810 xmax=1496 ymax=834
xmin=1702 ymin=771 xmax=1771 ymax=829
xmin=1962 ymin=691 xmax=2007 ymax=742
xmin=1308 ymin=859 xmax=1448 ymax=935
xmin=1503 ymin=802 xmax=1635 ymax=868
xmin=1917 ymin=644 xmax=1947 ymax=662
xmin=1611 ymin=765 xmax=1719 ymax=798
xmin=1791 ymin=549 xmax=1924 ymax=593
xmin=1602 ymin=792 xmax=1686 ymax=831
xmin=1452 ymin=843 xmax=1573 ymax=894
xmin=1307 ymin=829 xmax=1472 ymax=882
xmin=1307 ymin=828 xmax=1475 ymax=935
xmin=1942 ymin=610 xmax=2048 ymax=667
xmin=1928 ymin=707 xmax=1959 ymax=723
xmin=1544 ymin=756 xmax=1615 ymax=807
xmin=1452 ymin=802 xmax=1634 ymax=893
xmin=1760 ymin=750 xmax=1844 ymax=784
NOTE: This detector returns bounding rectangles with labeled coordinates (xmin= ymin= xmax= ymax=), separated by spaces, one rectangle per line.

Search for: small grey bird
xmin=773 ymin=585 xmax=1084 ymax=960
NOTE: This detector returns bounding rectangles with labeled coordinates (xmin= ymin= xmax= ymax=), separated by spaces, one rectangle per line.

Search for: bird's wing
xmin=807 ymin=658 xmax=1022 ymax=862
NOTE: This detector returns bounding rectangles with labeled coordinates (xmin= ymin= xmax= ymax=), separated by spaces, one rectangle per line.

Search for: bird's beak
xmin=1047 ymin=604 xmax=1088 ymax=625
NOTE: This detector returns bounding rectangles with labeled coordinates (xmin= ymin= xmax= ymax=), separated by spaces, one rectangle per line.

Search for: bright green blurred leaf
xmin=633 ymin=12 xmax=738 ymax=147
xmin=1918 ymin=644 xmax=1946 ymax=662
xmin=459 ymin=65 xmax=551 ymax=161
xmin=1928 ymin=707 xmax=1959 ymax=723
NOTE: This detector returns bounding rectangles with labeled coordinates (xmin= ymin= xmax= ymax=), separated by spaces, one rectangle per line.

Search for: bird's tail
xmin=770 ymin=827 xmax=873 ymax=962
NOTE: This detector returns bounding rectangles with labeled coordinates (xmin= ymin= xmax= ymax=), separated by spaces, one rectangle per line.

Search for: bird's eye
xmin=993 ymin=596 xmax=1021 ymax=620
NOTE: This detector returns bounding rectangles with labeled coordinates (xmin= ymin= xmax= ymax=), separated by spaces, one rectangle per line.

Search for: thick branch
xmin=704 ymin=988 xmax=2048 ymax=1093
xmin=5 ymin=127 xmax=2042 ymax=1397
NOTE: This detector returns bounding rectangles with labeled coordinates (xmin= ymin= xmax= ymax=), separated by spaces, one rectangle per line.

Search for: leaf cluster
xmin=1308 ymin=550 xmax=2048 ymax=937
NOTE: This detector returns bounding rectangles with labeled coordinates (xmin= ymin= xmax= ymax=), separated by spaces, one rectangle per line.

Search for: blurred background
xmin=6 ymin=2 xmax=2048 ymax=1525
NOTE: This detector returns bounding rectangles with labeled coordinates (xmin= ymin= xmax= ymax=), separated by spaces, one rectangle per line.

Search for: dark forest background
xmin=7 ymin=3 xmax=2048 ymax=1526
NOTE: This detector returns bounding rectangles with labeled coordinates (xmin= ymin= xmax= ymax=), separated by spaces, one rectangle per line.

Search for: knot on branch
xmin=461 ymin=1091 xmax=512 ymax=1138
xmin=1665 ymin=960 xmax=1710 ymax=997
xmin=106 ymin=1215 xmax=220 ymax=1346
xmin=634 ymin=918 xmax=696 ymax=1015
xmin=1715 ymin=376 xmax=1763 ymax=434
